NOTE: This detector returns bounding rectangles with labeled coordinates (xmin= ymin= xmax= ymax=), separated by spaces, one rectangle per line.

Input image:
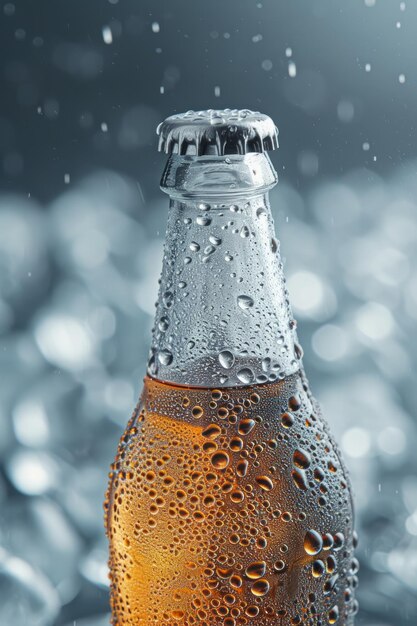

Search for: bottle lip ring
xmin=157 ymin=108 xmax=279 ymax=156
xmin=159 ymin=152 xmax=278 ymax=198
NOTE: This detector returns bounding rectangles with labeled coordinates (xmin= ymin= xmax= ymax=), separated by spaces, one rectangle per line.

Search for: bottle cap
xmin=157 ymin=109 xmax=279 ymax=156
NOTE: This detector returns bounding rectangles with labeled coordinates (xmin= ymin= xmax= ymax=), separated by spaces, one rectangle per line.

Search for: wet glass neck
xmin=147 ymin=153 xmax=300 ymax=388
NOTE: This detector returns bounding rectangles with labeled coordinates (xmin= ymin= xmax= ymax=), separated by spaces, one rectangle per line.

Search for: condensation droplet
xmin=292 ymin=468 xmax=308 ymax=491
xmin=256 ymin=475 xmax=274 ymax=491
xmin=202 ymin=424 xmax=222 ymax=439
xmin=238 ymin=418 xmax=256 ymax=435
xmin=251 ymin=578 xmax=270 ymax=596
xmin=328 ymin=606 xmax=339 ymax=624
xmin=246 ymin=561 xmax=266 ymax=579
xmin=192 ymin=405 xmax=204 ymax=419
xmin=237 ymin=459 xmax=249 ymax=476
xmin=219 ymin=350 xmax=235 ymax=369
xmin=281 ymin=412 xmax=294 ymax=428
xmin=304 ymin=529 xmax=323 ymax=556
xmin=211 ymin=451 xmax=230 ymax=469
xmin=196 ymin=215 xmax=212 ymax=226
xmin=237 ymin=295 xmax=254 ymax=310
xmin=237 ymin=368 xmax=254 ymax=384
xmin=256 ymin=206 xmax=267 ymax=218
xmin=312 ymin=559 xmax=325 ymax=578
xmin=293 ymin=448 xmax=311 ymax=469
xmin=158 ymin=349 xmax=173 ymax=365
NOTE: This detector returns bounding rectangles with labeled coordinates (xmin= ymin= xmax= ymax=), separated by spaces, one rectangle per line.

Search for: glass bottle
xmin=105 ymin=109 xmax=358 ymax=626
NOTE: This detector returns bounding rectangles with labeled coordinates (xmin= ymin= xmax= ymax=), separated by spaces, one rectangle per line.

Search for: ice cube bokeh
xmin=1 ymin=1 xmax=417 ymax=624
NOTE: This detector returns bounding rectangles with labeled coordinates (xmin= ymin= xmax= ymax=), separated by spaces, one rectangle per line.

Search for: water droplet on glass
xmin=158 ymin=317 xmax=169 ymax=332
xmin=312 ymin=559 xmax=325 ymax=578
xmin=237 ymin=459 xmax=248 ymax=477
xmin=158 ymin=349 xmax=173 ymax=366
xmin=328 ymin=606 xmax=339 ymax=624
xmin=237 ymin=368 xmax=254 ymax=384
xmin=293 ymin=448 xmax=311 ymax=469
xmin=246 ymin=561 xmax=266 ymax=579
xmin=238 ymin=418 xmax=256 ymax=435
xmin=202 ymin=424 xmax=222 ymax=439
xmin=251 ymin=578 xmax=270 ymax=596
xmin=256 ymin=476 xmax=274 ymax=491
xmin=281 ymin=412 xmax=294 ymax=428
xmin=292 ymin=468 xmax=308 ymax=491
xmin=218 ymin=350 xmax=234 ymax=369
xmin=304 ymin=530 xmax=323 ymax=556
xmin=163 ymin=291 xmax=173 ymax=307
xmin=210 ymin=451 xmax=230 ymax=469
xmin=196 ymin=215 xmax=211 ymax=226
xmin=237 ymin=295 xmax=254 ymax=310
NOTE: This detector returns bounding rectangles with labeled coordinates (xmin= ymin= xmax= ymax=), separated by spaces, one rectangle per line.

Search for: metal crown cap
xmin=157 ymin=109 xmax=279 ymax=156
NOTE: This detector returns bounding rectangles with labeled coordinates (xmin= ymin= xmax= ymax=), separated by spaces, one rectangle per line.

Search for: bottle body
xmin=106 ymin=375 xmax=357 ymax=625
xmin=105 ymin=123 xmax=358 ymax=625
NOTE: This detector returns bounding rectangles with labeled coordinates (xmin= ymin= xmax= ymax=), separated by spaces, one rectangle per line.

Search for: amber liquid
xmin=105 ymin=373 xmax=358 ymax=625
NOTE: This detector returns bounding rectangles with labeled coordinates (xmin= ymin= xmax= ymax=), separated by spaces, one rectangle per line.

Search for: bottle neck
xmin=147 ymin=154 xmax=300 ymax=388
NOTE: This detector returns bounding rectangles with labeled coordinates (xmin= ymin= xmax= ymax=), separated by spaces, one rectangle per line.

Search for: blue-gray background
xmin=0 ymin=1 xmax=416 ymax=625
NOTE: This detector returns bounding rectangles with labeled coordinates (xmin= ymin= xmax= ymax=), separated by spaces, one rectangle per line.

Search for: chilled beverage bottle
xmin=105 ymin=109 xmax=359 ymax=625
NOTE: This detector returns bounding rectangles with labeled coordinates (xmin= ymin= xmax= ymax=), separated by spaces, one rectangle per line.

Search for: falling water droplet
xmin=288 ymin=61 xmax=297 ymax=77
xmin=102 ymin=25 xmax=113 ymax=44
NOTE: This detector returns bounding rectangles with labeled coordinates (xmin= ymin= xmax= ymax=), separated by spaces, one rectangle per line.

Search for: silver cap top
xmin=157 ymin=108 xmax=279 ymax=156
